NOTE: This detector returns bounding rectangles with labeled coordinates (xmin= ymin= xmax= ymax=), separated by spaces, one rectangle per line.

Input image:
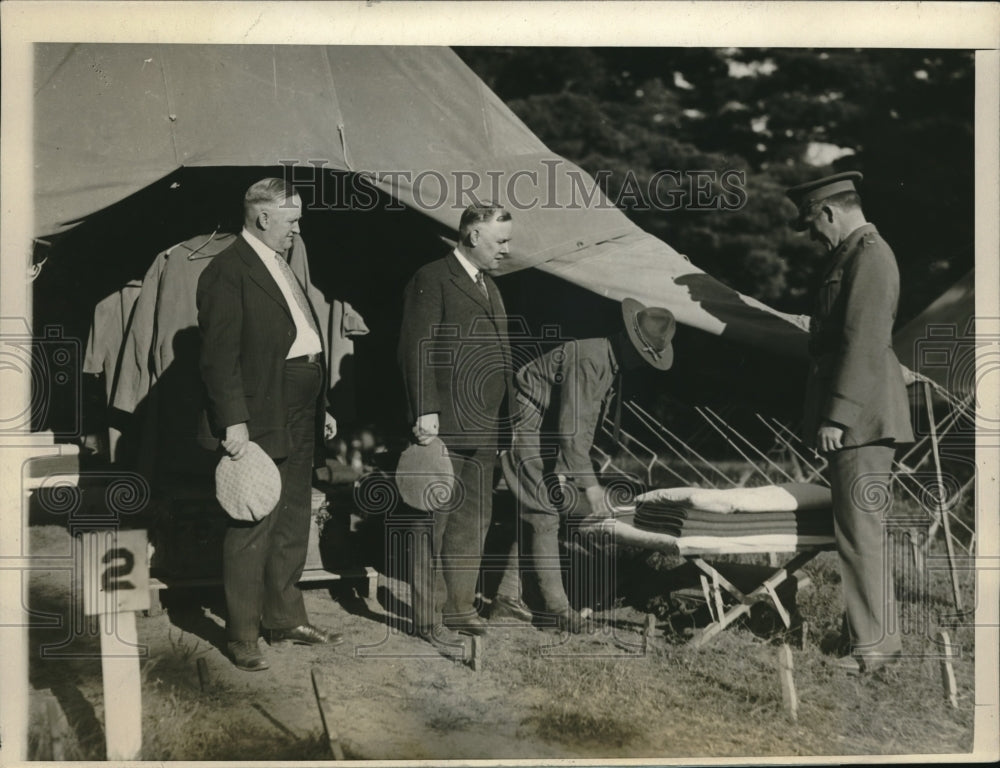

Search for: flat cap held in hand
xmin=215 ymin=441 xmax=282 ymax=522
xmin=395 ymin=437 xmax=456 ymax=512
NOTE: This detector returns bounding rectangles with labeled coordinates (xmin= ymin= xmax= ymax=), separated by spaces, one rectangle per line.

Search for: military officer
xmin=787 ymin=171 xmax=914 ymax=675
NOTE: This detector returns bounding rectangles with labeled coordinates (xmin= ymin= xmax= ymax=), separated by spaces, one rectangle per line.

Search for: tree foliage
xmin=456 ymin=47 xmax=974 ymax=322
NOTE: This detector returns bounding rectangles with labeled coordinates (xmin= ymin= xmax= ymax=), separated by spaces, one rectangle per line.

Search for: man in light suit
xmin=787 ymin=172 xmax=914 ymax=676
xmin=398 ymin=203 xmax=513 ymax=644
xmin=198 ymin=178 xmax=341 ymax=671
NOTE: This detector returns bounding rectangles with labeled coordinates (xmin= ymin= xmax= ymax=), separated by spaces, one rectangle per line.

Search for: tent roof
xmin=34 ymin=43 xmax=807 ymax=358
xmin=893 ymin=271 xmax=974 ymax=397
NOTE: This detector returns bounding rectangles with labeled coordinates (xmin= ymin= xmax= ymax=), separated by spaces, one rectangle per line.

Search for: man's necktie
xmin=475 ymin=271 xmax=490 ymax=302
xmin=274 ymin=252 xmax=320 ymax=335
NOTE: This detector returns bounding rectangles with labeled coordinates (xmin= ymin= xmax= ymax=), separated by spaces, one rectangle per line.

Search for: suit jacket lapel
xmin=236 ymin=236 xmax=292 ymax=320
xmin=484 ymin=274 xmax=506 ymax=320
xmin=446 ymin=252 xmax=492 ymax=313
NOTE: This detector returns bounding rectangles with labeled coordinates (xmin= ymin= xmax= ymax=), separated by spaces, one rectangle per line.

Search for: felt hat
xmin=786 ymin=171 xmax=863 ymax=231
xmin=622 ymin=298 xmax=676 ymax=371
xmin=395 ymin=437 xmax=455 ymax=512
xmin=215 ymin=441 xmax=281 ymax=522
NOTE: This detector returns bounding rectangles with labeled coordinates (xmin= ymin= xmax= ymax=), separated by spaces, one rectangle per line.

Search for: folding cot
xmin=590 ymin=483 xmax=836 ymax=646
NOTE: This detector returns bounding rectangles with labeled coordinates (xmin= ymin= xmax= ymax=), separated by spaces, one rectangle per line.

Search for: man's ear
xmin=256 ymin=210 xmax=269 ymax=230
xmin=820 ymin=204 xmax=835 ymax=223
xmin=468 ymin=227 xmax=480 ymax=246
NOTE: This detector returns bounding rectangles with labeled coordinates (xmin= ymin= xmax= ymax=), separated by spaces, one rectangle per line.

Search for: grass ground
xmin=25 ymin=487 xmax=978 ymax=761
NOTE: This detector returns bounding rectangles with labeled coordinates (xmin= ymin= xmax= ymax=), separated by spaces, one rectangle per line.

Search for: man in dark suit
xmin=198 ymin=178 xmax=341 ymax=671
xmin=787 ymin=172 xmax=914 ymax=676
xmin=398 ymin=203 xmax=513 ymax=644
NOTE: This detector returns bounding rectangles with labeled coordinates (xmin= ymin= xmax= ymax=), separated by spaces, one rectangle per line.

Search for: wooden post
xmin=311 ymin=668 xmax=346 ymax=760
xmin=936 ymin=630 xmax=958 ymax=708
xmin=82 ymin=529 xmax=149 ymax=761
xmin=642 ymin=613 xmax=656 ymax=653
xmin=470 ymin=635 xmax=483 ymax=671
xmin=776 ymin=644 xmax=798 ymax=722
xmin=44 ymin=696 xmax=66 ymax=761
xmin=196 ymin=657 xmax=210 ymax=692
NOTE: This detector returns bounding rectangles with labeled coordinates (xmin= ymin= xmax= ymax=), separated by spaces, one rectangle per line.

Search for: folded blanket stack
xmin=634 ymin=483 xmax=834 ymax=539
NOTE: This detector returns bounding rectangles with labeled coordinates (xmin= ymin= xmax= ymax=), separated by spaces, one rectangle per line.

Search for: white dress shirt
xmin=453 ymin=248 xmax=483 ymax=284
xmin=242 ymin=228 xmax=323 ymax=358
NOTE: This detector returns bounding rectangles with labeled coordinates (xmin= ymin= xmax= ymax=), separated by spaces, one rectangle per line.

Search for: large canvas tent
xmin=34 ymin=44 xmax=810 ymax=360
xmin=893 ymin=271 xmax=975 ymax=398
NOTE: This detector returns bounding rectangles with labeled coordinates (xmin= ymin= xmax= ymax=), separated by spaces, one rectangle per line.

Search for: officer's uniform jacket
xmin=802 ymin=223 xmax=914 ymax=448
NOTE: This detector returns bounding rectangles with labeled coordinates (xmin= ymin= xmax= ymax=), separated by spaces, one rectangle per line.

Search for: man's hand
xmin=223 ymin=423 xmax=250 ymax=460
xmin=584 ymin=484 xmax=613 ymax=520
xmin=324 ymin=412 xmax=338 ymax=442
xmin=413 ymin=413 xmax=439 ymax=446
xmin=817 ymin=422 xmax=844 ymax=454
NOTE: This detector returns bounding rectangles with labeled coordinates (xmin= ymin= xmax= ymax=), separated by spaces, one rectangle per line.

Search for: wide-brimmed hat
xmin=786 ymin=171 xmax=863 ymax=231
xmin=622 ymin=298 xmax=675 ymax=371
xmin=395 ymin=437 xmax=455 ymax=512
xmin=215 ymin=442 xmax=281 ymax=522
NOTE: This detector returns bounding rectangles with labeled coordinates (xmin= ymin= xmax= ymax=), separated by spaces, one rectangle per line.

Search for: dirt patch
xmin=25 ymin=524 xmax=976 ymax=761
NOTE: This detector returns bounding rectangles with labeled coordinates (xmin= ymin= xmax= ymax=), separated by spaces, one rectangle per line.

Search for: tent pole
xmin=923 ymin=380 xmax=963 ymax=614
xmin=598 ymin=421 xmax=692 ymax=487
xmin=755 ymin=415 xmax=828 ymax=485
xmin=699 ymin=407 xmax=797 ymax=485
xmin=625 ymin=401 xmax=729 ymax=487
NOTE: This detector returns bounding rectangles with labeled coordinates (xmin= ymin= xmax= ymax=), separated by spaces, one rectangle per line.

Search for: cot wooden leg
xmin=364 ymin=567 xmax=379 ymax=604
xmin=686 ymin=549 xmax=824 ymax=645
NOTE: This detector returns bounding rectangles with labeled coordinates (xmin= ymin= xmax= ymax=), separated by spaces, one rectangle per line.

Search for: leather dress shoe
xmin=266 ymin=623 xmax=344 ymax=646
xmin=443 ymin=614 xmax=488 ymax=636
xmin=489 ymin=594 xmax=533 ymax=623
xmin=415 ymin=623 xmax=465 ymax=654
xmin=227 ymin=640 xmax=270 ymax=671
xmin=555 ymin=608 xmax=595 ymax=635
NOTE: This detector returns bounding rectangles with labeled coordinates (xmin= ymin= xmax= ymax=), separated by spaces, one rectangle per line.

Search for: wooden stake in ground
xmin=44 ymin=695 xmax=67 ymax=761
xmin=936 ymin=630 xmax=958 ymax=708
xmin=642 ymin=613 xmax=656 ymax=653
xmin=196 ymin=657 xmax=210 ymax=692
xmin=776 ymin=643 xmax=798 ymax=722
xmin=81 ymin=529 xmax=149 ymax=761
xmin=470 ymin=635 xmax=483 ymax=672
xmin=311 ymin=668 xmax=346 ymax=760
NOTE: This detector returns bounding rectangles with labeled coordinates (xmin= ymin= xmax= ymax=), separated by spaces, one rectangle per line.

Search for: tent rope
xmin=337 ymin=124 xmax=354 ymax=171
